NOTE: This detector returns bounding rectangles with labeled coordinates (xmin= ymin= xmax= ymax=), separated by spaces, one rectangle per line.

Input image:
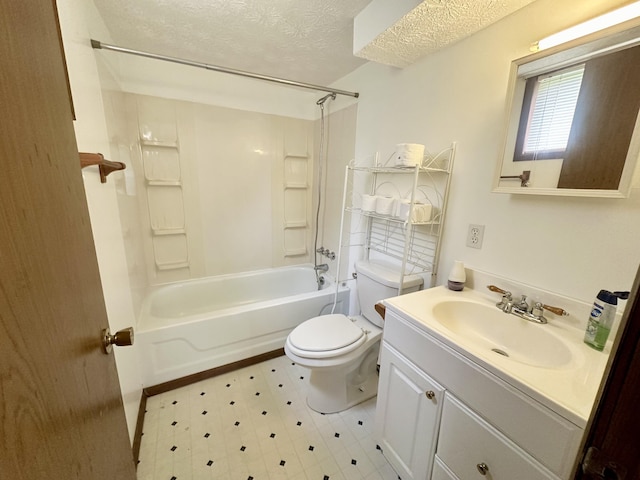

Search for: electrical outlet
xmin=466 ymin=224 xmax=485 ymax=249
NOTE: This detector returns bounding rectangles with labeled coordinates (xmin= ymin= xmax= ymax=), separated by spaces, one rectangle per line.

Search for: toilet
xmin=285 ymin=259 xmax=423 ymax=413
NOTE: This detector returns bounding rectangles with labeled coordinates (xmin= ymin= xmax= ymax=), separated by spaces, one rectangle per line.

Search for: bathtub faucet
xmin=314 ymin=264 xmax=329 ymax=273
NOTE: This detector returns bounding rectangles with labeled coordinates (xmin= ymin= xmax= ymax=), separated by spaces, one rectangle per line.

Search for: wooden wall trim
xmin=132 ymin=392 xmax=148 ymax=466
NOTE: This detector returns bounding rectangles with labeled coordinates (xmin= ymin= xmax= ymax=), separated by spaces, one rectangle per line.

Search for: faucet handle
xmin=488 ymin=285 xmax=513 ymax=310
xmin=541 ymin=304 xmax=569 ymax=316
xmin=487 ymin=285 xmax=510 ymax=296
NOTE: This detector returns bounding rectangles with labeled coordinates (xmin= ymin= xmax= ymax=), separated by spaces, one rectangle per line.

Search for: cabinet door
xmin=375 ymin=343 xmax=444 ymax=480
xmin=437 ymin=394 xmax=557 ymax=480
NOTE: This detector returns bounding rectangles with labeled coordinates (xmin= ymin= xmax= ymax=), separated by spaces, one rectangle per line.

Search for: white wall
xmin=101 ymin=53 xmax=322 ymax=120
xmin=332 ymin=0 xmax=640 ymax=305
xmin=57 ymin=0 xmax=142 ymax=443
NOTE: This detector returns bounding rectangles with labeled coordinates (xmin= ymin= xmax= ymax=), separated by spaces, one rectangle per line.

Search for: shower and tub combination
xmin=99 ymin=67 xmax=357 ymax=389
xmin=137 ymin=264 xmax=349 ymax=386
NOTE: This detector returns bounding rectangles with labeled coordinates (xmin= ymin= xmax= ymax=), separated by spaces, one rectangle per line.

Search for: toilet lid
xmin=288 ymin=314 xmax=365 ymax=352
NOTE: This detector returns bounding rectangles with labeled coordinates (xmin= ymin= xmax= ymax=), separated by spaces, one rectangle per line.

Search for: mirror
xmin=494 ymin=20 xmax=640 ymax=197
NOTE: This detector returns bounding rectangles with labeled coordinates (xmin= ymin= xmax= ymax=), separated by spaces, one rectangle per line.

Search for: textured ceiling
xmin=355 ymin=0 xmax=537 ymax=67
xmin=92 ymin=0 xmax=372 ymax=86
xmin=92 ymin=0 xmax=537 ymax=87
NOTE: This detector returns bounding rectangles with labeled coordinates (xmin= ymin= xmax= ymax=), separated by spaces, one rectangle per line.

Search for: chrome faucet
xmin=314 ymin=264 xmax=329 ymax=273
xmin=487 ymin=285 xmax=569 ymax=324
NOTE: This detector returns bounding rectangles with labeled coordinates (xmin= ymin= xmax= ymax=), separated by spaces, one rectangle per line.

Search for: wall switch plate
xmin=466 ymin=224 xmax=485 ymax=249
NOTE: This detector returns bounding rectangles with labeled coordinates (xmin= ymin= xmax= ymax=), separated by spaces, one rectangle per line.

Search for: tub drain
xmin=491 ymin=348 xmax=509 ymax=357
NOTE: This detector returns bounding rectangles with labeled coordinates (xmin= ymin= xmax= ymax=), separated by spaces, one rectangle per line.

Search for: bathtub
xmin=136 ymin=265 xmax=349 ymax=387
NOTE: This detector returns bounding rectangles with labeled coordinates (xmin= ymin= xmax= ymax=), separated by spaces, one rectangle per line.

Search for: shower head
xmin=316 ymin=92 xmax=337 ymax=106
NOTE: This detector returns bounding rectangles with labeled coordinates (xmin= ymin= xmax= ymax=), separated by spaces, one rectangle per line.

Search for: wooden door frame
xmin=575 ymin=265 xmax=640 ymax=478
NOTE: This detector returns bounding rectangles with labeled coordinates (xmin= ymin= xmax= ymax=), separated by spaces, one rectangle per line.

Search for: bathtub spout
xmin=314 ymin=264 xmax=329 ymax=273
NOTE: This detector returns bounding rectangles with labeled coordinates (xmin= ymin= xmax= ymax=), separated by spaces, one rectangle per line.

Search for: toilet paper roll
xmin=361 ymin=194 xmax=378 ymax=212
xmin=375 ymin=196 xmax=396 ymax=216
xmin=395 ymin=198 xmax=410 ymax=218
xmin=398 ymin=202 xmax=433 ymax=223
xmin=394 ymin=143 xmax=425 ymax=167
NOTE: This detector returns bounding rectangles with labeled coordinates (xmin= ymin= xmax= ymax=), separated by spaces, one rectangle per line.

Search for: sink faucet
xmin=487 ymin=285 xmax=569 ymax=324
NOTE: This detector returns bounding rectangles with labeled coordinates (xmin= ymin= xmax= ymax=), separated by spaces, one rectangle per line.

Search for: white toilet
xmin=285 ymin=259 xmax=423 ymax=413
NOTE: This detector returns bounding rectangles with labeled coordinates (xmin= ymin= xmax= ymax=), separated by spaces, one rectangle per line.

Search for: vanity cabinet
xmin=375 ymin=343 xmax=444 ymax=480
xmin=376 ymin=308 xmax=584 ymax=480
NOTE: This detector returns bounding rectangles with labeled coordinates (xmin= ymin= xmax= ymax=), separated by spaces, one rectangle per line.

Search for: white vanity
xmin=375 ymin=274 xmax=611 ymax=480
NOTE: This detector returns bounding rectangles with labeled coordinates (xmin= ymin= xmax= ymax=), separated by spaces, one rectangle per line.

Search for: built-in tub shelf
xmin=284 ymin=221 xmax=307 ymax=229
xmin=284 ymin=247 xmax=308 ymax=257
xmin=155 ymin=260 xmax=190 ymax=271
xmin=79 ymin=152 xmax=126 ymax=183
xmin=282 ymin=150 xmax=311 ymax=258
xmin=140 ymin=139 xmax=179 ymax=149
xmin=151 ymin=227 xmax=187 ymax=236
xmin=139 ymin=133 xmax=190 ymax=274
xmin=147 ymin=180 xmax=183 ymax=187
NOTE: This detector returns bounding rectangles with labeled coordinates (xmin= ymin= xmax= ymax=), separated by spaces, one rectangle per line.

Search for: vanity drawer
xmin=432 ymin=456 xmax=460 ymax=480
xmin=437 ymin=394 xmax=557 ymax=480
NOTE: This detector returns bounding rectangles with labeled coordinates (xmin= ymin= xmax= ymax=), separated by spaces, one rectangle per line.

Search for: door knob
xmin=102 ymin=327 xmax=134 ymax=354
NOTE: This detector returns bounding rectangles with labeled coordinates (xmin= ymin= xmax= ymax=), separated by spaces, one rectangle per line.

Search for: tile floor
xmin=136 ymin=354 xmax=400 ymax=480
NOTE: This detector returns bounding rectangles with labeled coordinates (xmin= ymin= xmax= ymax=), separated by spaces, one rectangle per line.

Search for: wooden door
xmin=0 ymin=2 xmax=137 ymax=479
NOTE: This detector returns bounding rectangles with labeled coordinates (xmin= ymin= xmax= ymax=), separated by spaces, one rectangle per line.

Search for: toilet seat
xmin=287 ymin=314 xmax=367 ymax=359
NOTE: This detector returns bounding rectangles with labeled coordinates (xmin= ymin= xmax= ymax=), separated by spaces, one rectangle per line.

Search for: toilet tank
xmin=355 ymin=260 xmax=423 ymax=328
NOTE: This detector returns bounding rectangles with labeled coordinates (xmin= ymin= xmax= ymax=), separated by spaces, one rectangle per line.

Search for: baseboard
xmin=132 ymin=390 xmax=148 ymax=466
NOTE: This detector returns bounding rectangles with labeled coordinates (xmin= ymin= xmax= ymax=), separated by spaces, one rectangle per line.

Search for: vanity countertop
xmin=384 ymin=286 xmax=612 ymax=427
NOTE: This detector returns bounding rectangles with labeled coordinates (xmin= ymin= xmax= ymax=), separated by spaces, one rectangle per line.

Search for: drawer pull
xmin=476 ymin=462 xmax=489 ymax=475
xmin=425 ymin=390 xmax=435 ymax=399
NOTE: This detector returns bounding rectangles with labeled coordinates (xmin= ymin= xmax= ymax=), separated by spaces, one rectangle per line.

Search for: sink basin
xmin=431 ymin=300 xmax=573 ymax=368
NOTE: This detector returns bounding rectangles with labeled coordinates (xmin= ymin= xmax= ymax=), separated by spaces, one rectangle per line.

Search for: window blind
xmin=523 ymin=65 xmax=585 ymax=155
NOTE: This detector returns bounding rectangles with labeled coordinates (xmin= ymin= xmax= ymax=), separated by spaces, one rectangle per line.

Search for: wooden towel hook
xmin=79 ymin=152 xmax=125 ymax=183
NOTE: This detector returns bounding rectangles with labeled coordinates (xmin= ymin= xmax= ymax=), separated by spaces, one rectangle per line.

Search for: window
xmin=514 ymin=64 xmax=585 ymax=161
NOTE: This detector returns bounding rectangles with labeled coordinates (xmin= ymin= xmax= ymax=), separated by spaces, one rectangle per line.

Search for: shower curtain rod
xmin=91 ymin=40 xmax=360 ymax=99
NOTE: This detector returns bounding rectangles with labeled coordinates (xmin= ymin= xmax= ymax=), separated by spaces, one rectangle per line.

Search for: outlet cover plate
xmin=467 ymin=224 xmax=485 ymax=249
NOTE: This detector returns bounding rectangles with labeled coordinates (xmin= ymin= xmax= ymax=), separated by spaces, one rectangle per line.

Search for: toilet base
xmin=305 ymin=345 xmax=380 ymax=414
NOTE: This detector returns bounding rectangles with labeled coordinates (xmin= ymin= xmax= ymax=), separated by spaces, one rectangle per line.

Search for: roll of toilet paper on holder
xmin=398 ymin=202 xmax=433 ymax=223
xmin=375 ymin=196 xmax=396 ymax=216
xmin=361 ymin=194 xmax=378 ymax=212
xmin=394 ymin=143 xmax=425 ymax=167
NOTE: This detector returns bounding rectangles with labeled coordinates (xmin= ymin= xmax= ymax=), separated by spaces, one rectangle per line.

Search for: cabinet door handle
xmin=476 ymin=462 xmax=489 ymax=475
xmin=425 ymin=390 xmax=435 ymax=399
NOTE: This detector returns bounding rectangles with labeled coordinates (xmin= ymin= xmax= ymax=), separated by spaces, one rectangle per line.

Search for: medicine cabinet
xmin=494 ymin=19 xmax=640 ymax=197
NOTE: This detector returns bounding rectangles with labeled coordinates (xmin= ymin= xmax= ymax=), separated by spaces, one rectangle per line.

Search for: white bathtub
xmin=137 ymin=265 xmax=349 ymax=387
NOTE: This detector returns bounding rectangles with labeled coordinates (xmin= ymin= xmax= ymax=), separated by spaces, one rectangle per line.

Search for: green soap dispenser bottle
xmin=584 ymin=290 xmax=629 ymax=351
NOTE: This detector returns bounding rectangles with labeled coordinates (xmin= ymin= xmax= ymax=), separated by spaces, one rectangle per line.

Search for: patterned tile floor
xmin=136 ymin=354 xmax=400 ymax=480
